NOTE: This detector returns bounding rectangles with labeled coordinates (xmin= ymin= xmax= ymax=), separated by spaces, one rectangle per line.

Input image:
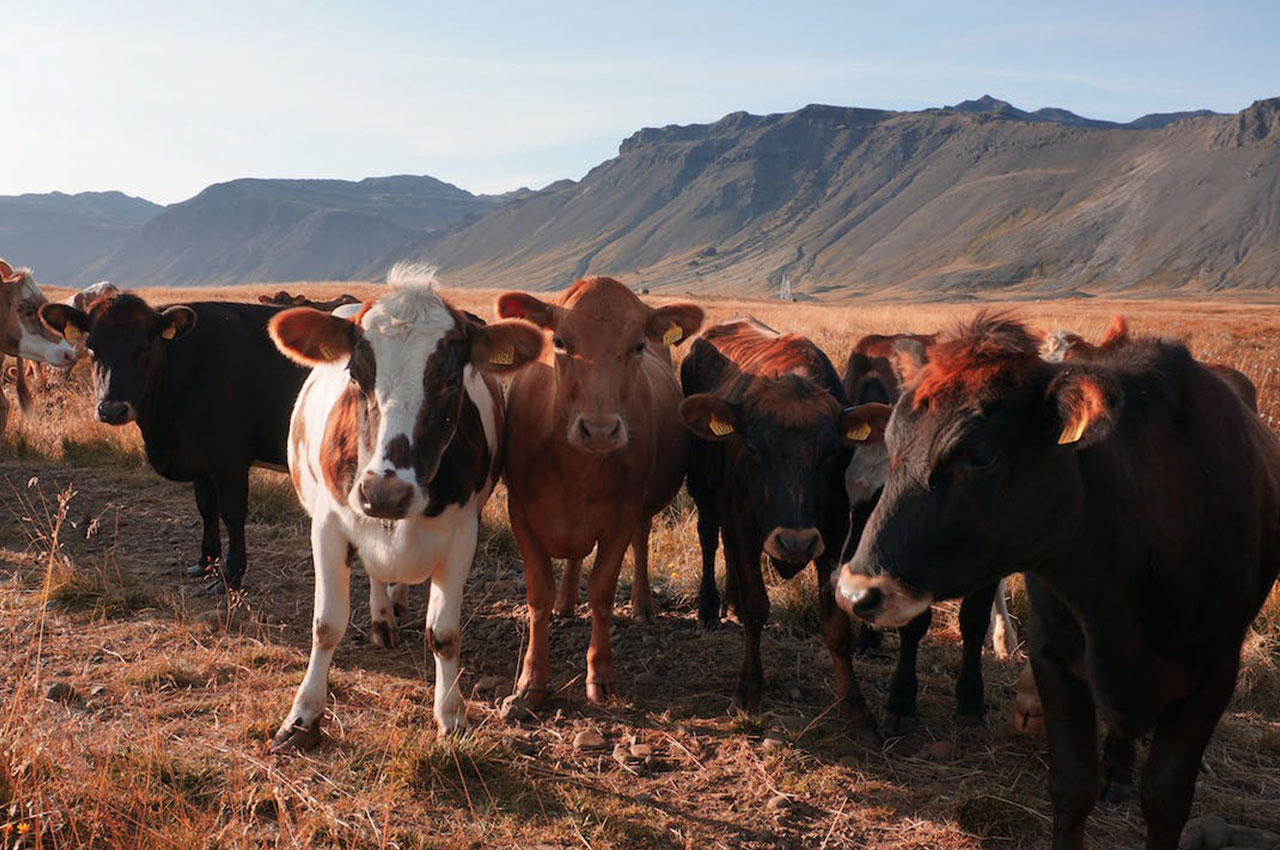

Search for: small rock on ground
xmin=573 ymin=730 xmax=608 ymax=751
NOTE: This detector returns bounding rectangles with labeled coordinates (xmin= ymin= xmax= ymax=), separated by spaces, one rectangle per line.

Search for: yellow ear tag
xmin=663 ymin=324 xmax=683 ymax=346
xmin=161 ymin=325 xmax=177 ymax=340
xmin=64 ymin=326 xmax=82 ymax=341
xmin=489 ymin=344 xmax=514 ymax=366
xmin=1058 ymin=417 xmax=1087 ymax=445
xmin=846 ymin=421 xmax=872 ymax=442
xmin=709 ymin=415 xmax=734 ymax=437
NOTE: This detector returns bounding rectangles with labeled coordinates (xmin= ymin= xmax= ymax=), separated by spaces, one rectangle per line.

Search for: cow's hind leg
xmin=368 ymin=579 xmax=401 ymax=649
xmin=553 ymin=558 xmax=583 ymax=618
xmin=425 ymin=522 xmax=476 ymax=735
xmin=188 ymin=476 xmax=221 ymax=578
xmin=272 ymin=516 xmax=350 ymax=753
xmin=722 ymin=515 xmax=767 ymax=712
xmin=885 ymin=607 xmax=931 ymax=735
xmin=1100 ymin=730 xmax=1136 ymax=804
xmin=956 ymin=581 xmax=1000 ymax=723
xmin=628 ymin=520 xmax=655 ymax=623
xmin=1139 ymin=657 xmax=1239 ymax=850
xmin=694 ymin=498 xmax=721 ymax=629
xmin=1032 ymin=645 xmax=1099 ymax=850
xmin=988 ymin=577 xmax=1018 ymax=659
xmin=817 ymin=558 xmax=879 ymax=746
xmin=584 ymin=533 xmax=630 ymax=703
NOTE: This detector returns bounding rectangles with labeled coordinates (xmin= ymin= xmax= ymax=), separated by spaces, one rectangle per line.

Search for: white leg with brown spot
xmin=273 ymin=514 xmax=350 ymax=752
xmin=988 ymin=577 xmax=1019 ymax=660
xmin=367 ymin=578 xmax=400 ymax=648
xmin=425 ymin=517 xmax=476 ymax=735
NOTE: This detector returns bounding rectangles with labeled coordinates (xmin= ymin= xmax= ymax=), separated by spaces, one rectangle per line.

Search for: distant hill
xmin=0 ymin=191 xmax=162 ymax=283
xmin=424 ymin=96 xmax=1279 ymax=296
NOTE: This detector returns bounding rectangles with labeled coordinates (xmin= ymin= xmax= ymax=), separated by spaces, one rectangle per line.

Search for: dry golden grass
xmin=2 ymin=283 xmax=1278 ymax=848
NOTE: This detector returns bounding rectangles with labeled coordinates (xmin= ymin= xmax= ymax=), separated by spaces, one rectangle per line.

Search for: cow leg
xmin=817 ymin=558 xmax=878 ymax=745
xmin=1139 ymin=658 xmax=1239 ymax=850
xmin=272 ymin=516 xmax=350 ymax=753
xmin=694 ymin=498 xmax=722 ymax=629
xmin=885 ymin=607 xmax=930 ymax=735
xmin=988 ymin=577 xmax=1018 ymax=659
xmin=188 ymin=476 xmax=221 ymax=578
xmin=210 ymin=469 xmax=249 ymax=592
xmin=1032 ymin=645 xmax=1099 ymax=850
xmin=512 ymin=511 xmax=553 ymax=706
xmin=723 ymin=517 xmax=767 ymax=712
xmin=553 ymin=558 xmax=582 ymax=618
xmin=585 ymin=533 xmax=630 ymax=703
xmin=1100 ymin=729 xmax=1136 ymax=804
xmin=368 ymin=579 xmax=401 ymax=649
xmin=847 ymin=497 xmax=882 ymax=655
xmin=0 ymin=358 xmax=8 ymax=439
xmin=389 ymin=582 xmax=408 ymax=620
xmin=629 ymin=520 xmax=655 ymax=623
xmin=424 ymin=522 xmax=475 ymax=735
xmin=956 ymin=581 xmax=1000 ymax=722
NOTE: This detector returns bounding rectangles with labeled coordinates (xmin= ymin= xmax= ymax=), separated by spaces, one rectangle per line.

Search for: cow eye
xmin=964 ymin=444 xmax=1001 ymax=473
xmin=553 ymin=336 xmax=566 ymax=351
xmin=632 ymin=341 xmax=646 ymax=356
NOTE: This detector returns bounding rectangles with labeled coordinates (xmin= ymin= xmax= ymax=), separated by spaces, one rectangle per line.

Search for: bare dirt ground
xmin=1 ymin=288 xmax=1278 ymax=849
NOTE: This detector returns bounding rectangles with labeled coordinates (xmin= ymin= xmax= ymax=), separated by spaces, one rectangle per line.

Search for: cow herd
xmin=3 ymin=256 xmax=1279 ymax=850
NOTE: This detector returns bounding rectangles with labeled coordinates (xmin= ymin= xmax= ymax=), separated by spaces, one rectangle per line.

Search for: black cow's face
xmin=683 ymin=375 xmax=859 ymax=570
xmin=836 ymin=354 xmax=1120 ymax=628
xmin=41 ymin=294 xmax=195 ymax=425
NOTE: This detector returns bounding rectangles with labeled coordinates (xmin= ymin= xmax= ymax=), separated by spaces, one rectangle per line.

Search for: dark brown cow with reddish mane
xmin=682 ymin=318 xmax=877 ymax=741
xmin=498 ymin=276 xmax=703 ymax=705
xmin=837 ymin=313 xmax=1280 ymax=849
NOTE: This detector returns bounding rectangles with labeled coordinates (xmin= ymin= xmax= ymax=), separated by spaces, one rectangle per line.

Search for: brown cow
xmin=837 ymin=313 xmax=1280 ymax=849
xmin=0 ymin=260 xmax=76 ymax=436
xmin=258 ymin=291 xmax=362 ymax=312
xmin=498 ymin=277 xmax=703 ymax=704
xmin=841 ymin=332 xmax=937 ymax=408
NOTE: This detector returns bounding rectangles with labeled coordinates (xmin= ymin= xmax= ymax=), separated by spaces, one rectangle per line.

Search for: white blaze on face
xmin=11 ymin=273 xmax=76 ymax=366
xmin=352 ymin=276 xmax=458 ymax=516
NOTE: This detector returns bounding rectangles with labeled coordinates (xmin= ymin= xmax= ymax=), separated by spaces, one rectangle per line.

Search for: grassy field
xmin=2 ymin=282 xmax=1278 ymax=849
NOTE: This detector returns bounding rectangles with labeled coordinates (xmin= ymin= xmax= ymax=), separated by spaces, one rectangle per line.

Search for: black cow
xmin=836 ymin=313 xmax=1280 ymax=849
xmin=41 ymin=294 xmax=308 ymax=592
xmin=679 ymin=317 xmax=877 ymax=743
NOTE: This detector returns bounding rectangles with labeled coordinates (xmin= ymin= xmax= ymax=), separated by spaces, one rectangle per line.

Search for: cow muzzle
xmin=96 ymin=400 xmax=136 ymax=425
xmin=835 ymin=567 xmax=932 ymax=627
xmin=357 ymin=473 xmax=414 ymax=520
xmin=763 ymin=526 xmax=824 ymax=566
xmin=568 ymin=414 xmax=627 ymax=453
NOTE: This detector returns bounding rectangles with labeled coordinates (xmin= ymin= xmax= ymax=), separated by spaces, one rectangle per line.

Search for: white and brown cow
xmin=0 ymin=259 xmax=76 ymax=435
xmin=266 ymin=265 xmax=542 ymax=750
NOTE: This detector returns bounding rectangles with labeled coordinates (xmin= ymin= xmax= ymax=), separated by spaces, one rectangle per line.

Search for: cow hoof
xmin=203 ymin=579 xmax=229 ymax=596
xmin=435 ymin=706 xmax=468 ymax=737
xmin=270 ymin=716 xmax=322 ymax=754
xmin=516 ymin=685 xmax=550 ymax=707
xmin=186 ymin=561 xmax=214 ymax=578
xmin=883 ymin=713 xmax=916 ymax=736
xmin=551 ymin=605 xmax=577 ymax=619
xmin=846 ymin=722 xmax=882 ymax=749
xmin=1099 ymin=781 xmax=1132 ymax=805
xmin=369 ymin=621 xmax=400 ymax=649
xmin=631 ymin=607 xmax=655 ymax=625
xmin=586 ymin=680 xmax=616 ymax=704
xmin=731 ymin=691 xmax=762 ymax=715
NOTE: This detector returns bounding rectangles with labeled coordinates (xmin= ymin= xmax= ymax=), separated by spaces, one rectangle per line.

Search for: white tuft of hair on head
xmin=386 ymin=261 xmax=440 ymax=292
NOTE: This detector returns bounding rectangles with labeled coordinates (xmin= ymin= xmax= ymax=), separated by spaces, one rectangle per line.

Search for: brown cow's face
xmin=683 ymin=376 xmax=860 ymax=571
xmin=0 ymin=262 xmax=76 ymax=367
xmin=835 ymin=315 xmax=1119 ymax=627
xmin=498 ymin=279 xmax=702 ymax=454
xmin=41 ymin=294 xmax=195 ymax=425
xmin=271 ymin=287 xmax=542 ymax=520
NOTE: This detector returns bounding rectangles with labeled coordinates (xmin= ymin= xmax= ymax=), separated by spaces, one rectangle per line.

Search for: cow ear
xmin=1049 ymin=369 xmax=1122 ymax=448
xmin=496 ymin=292 xmax=556 ymax=328
xmin=269 ymin=307 xmax=360 ymax=365
xmin=841 ymin=403 xmax=893 ymax=446
xmin=470 ymin=319 xmax=545 ymax=373
xmin=0 ymin=259 xmax=15 ymax=282
xmin=890 ymin=338 xmax=927 ymax=386
xmin=680 ymin=394 xmax=739 ymax=441
xmin=158 ymin=306 xmax=196 ymax=341
xmin=40 ymin=303 xmax=91 ymax=341
xmin=647 ymin=303 xmax=704 ymax=347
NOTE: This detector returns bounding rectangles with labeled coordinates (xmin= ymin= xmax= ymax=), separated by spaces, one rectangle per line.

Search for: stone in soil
xmin=573 ymin=730 xmax=608 ymax=751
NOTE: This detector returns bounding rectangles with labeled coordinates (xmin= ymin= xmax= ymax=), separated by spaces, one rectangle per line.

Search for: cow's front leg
xmin=273 ymin=516 xmax=350 ymax=753
xmin=722 ymin=515 xmax=767 ymax=712
xmin=817 ymin=558 xmax=878 ymax=745
xmin=512 ymin=510 xmax=553 ymax=705
xmin=425 ymin=523 xmax=476 ymax=735
xmin=368 ymin=578 xmax=400 ymax=648
xmin=1032 ymin=644 xmax=1099 ymax=850
xmin=585 ymin=533 xmax=630 ymax=703
xmin=628 ymin=519 xmax=656 ymax=623
xmin=188 ymin=476 xmax=221 ymax=578
xmin=211 ymin=468 xmax=249 ymax=592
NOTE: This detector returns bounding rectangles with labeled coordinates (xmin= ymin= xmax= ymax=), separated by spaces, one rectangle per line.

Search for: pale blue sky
xmin=2 ymin=0 xmax=1276 ymax=204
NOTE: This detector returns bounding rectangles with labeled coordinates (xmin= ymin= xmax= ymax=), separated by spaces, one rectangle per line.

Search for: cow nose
xmin=763 ymin=527 xmax=824 ymax=564
xmin=358 ymin=475 xmax=414 ymax=519
xmin=52 ymin=346 xmax=76 ymax=368
xmin=97 ymin=401 xmax=131 ymax=425
xmin=835 ymin=568 xmax=883 ymax=620
xmin=572 ymin=414 xmax=625 ymax=452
